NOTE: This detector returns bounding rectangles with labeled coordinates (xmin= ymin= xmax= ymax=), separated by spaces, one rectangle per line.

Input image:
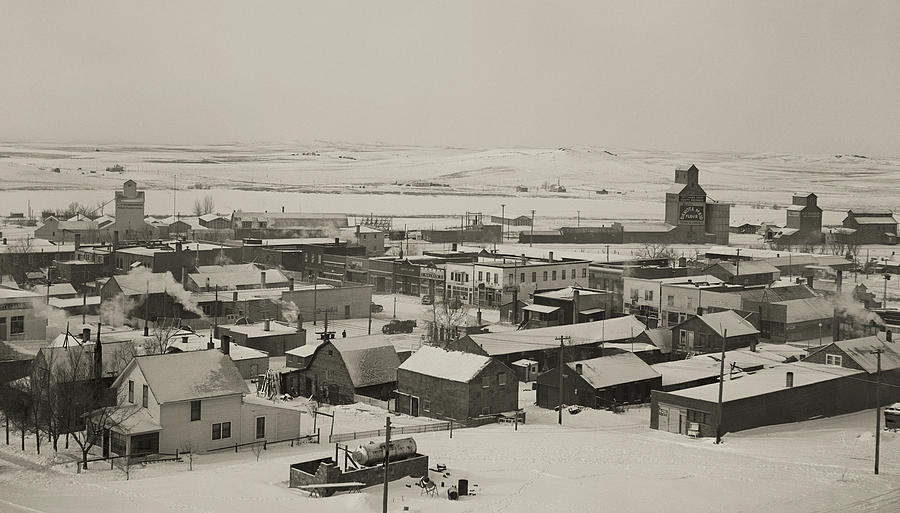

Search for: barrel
xmin=458 ymin=479 xmax=468 ymax=496
xmin=448 ymin=486 xmax=459 ymax=501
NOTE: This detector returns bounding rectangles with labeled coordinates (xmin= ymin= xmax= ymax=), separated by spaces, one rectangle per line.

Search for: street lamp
xmin=816 ymin=322 xmax=822 ymax=351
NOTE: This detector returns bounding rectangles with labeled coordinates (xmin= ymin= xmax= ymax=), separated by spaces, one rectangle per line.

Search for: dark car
xmin=382 ymin=319 xmax=417 ymax=334
xmin=421 ymin=295 xmax=433 ymax=305
xmin=370 ymin=303 xmax=384 ymax=313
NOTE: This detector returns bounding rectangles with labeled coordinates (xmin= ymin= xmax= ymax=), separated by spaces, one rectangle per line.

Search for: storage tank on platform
xmin=351 ymin=438 xmax=418 ymax=467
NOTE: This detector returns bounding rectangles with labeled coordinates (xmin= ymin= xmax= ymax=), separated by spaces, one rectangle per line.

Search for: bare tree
xmin=192 ymin=195 xmax=215 ymax=216
xmin=635 ymin=243 xmax=678 ymax=260
xmin=179 ymin=441 xmax=194 ymax=470
xmin=432 ymin=299 xmax=470 ymax=346
xmin=251 ymin=441 xmax=264 ymax=462
xmin=146 ymin=317 xmax=182 ymax=355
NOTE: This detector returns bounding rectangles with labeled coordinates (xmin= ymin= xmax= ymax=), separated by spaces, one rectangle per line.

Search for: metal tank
xmin=351 ymin=437 xmax=418 ymax=467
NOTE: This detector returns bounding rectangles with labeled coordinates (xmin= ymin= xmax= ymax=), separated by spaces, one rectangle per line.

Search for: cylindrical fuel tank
xmin=351 ymin=437 xmax=417 ymax=466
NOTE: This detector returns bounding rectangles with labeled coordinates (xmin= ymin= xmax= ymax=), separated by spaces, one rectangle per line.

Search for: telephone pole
xmin=529 ymin=210 xmax=535 ymax=247
xmin=556 ymin=335 xmax=570 ymax=425
xmin=873 ymin=348 xmax=883 ymax=475
xmin=382 ymin=416 xmax=391 ymax=513
xmin=715 ymin=328 xmax=727 ymax=444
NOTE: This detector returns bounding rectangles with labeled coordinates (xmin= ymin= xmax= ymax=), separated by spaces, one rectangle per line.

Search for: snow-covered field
xmin=2 ymin=388 xmax=899 ymax=513
xmin=1 ymin=142 xmax=896 ymax=230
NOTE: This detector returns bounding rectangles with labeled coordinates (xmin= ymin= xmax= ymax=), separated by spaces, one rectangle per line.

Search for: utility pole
xmin=501 ymin=204 xmax=505 ymax=242
xmin=873 ymin=348 xmax=883 ymax=475
xmin=313 ymin=280 xmax=318 ymax=325
xmin=735 ymin=248 xmax=741 ymax=278
xmin=368 ymin=303 xmax=372 ymax=335
xmin=529 ymin=210 xmax=535 ymax=248
xmin=884 ymin=274 xmax=891 ymax=309
xmin=382 ymin=416 xmax=391 ymax=513
xmin=577 ymin=210 xmax=580 ymax=228
xmin=715 ymin=328 xmax=727 ymax=444
xmin=556 ymin=335 xmax=570 ymax=425
xmin=393 ymin=296 xmax=397 ymax=319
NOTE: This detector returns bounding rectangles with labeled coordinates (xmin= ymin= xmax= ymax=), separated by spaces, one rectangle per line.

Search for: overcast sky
xmin=2 ymin=1 xmax=899 ymax=155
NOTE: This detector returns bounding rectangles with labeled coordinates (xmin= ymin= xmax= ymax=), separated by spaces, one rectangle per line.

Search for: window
xmin=582 ymin=268 xmax=587 ymax=278
xmin=10 ymin=316 xmax=24 ymax=335
xmin=630 ymin=289 xmax=639 ymax=301
xmin=255 ymin=416 xmax=266 ymax=439
xmin=494 ymin=273 xmax=498 ymax=284
xmin=572 ymin=269 xmax=576 ymax=280
xmin=128 ymin=380 xmax=134 ymax=403
xmin=645 ymin=290 xmax=654 ymax=301
xmin=423 ymin=399 xmax=431 ymax=412
xmin=520 ymin=273 xmax=525 ymax=283
xmin=825 ymin=354 xmax=843 ymax=367
xmin=667 ymin=295 xmax=675 ymax=307
xmin=687 ymin=410 xmax=709 ymax=424
xmin=481 ymin=406 xmax=490 ymax=416
xmin=482 ymin=375 xmax=490 ymax=388
xmin=531 ymin=272 xmax=537 ymax=283
xmin=212 ymin=422 xmax=232 ymax=440
xmin=478 ymin=271 xmax=483 ymax=281
xmin=543 ymin=271 xmax=548 ymax=281
xmin=498 ymin=372 xmax=507 ymax=386
xmin=508 ymin=273 xmax=514 ymax=283
xmin=562 ymin=270 xmax=566 ymax=280
xmin=190 ymin=400 xmax=201 ymax=421
xmin=552 ymin=270 xmax=557 ymax=280
xmin=142 ymin=385 xmax=149 ymax=408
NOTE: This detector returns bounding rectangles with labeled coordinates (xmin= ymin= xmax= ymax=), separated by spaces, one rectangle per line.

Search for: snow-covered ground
xmin=2 ymin=387 xmax=900 ymax=513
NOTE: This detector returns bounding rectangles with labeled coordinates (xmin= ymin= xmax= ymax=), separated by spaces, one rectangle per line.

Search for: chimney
xmin=750 ymin=337 xmax=757 ymax=352
xmin=887 ymin=330 xmax=893 ymax=342
xmin=807 ymin=276 xmax=814 ymax=288
xmin=289 ymin=277 xmax=295 ymax=291
xmin=82 ymin=327 xmax=91 ymax=343
xmin=575 ymin=363 xmax=583 ymax=375
xmin=573 ymin=289 xmax=580 ymax=324
xmin=836 ymin=270 xmax=843 ymax=293
xmin=548 ymin=251 xmax=554 ymax=262
xmin=93 ymin=323 xmax=102 ymax=381
xmin=521 ymin=253 xmax=527 ymax=265
xmin=282 ymin=206 xmax=285 ymax=213
xmin=181 ymin=336 xmax=188 ymax=344
xmin=74 ymin=233 xmax=81 ymax=250
xmin=176 ymin=241 xmax=183 ymax=253
xmin=264 ymin=319 xmax=271 ymax=331
xmin=233 ymin=291 xmax=238 ymax=302
xmin=356 ymin=224 xmax=361 ymax=239
xmin=785 ymin=371 xmax=794 ymax=388
xmin=451 ymin=243 xmax=458 ymax=252
xmin=207 ymin=339 xmax=214 ymax=349
xmin=334 ymin=237 xmax=340 ymax=245
xmin=832 ymin=307 xmax=841 ymax=342
xmin=221 ymin=334 xmax=230 ymax=355
xmin=476 ymin=310 xmax=482 ymax=325
xmin=260 ymin=271 xmax=267 ymax=289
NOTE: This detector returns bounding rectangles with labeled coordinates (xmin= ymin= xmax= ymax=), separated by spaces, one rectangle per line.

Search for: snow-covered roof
xmin=49 ymin=296 xmax=101 ymax=309
xmin=117 ymin=350 xmax=249 ymax=404
xmin=808 ymin=335 xmax=900 ymax=374
xmin=194 ymin=263 xmax=261 ymax=274
xmin=329 ymin=335 xmax=400 ymax=388
xmin=775 ymin=296 xmax=834 ymax=323
xmin=188 ymin=268 xmax=288 ymax=290
xmin=523 ymin=304 xmax=560 ymax=314
xmin=511 ymin=358 xmax=538 ymax=367
xmin=286 ymin=342 xmax=321 ymax=358
xmin=651 ymin=345 xmax=798 ymax=387
xmin=112 ymin=405 xmax=163 ymax=435
xmin=465 ymin=315 xmax=646 ymax=356
xmin=713 ymin=261 xmax=780 ymax=277
xmin=534 ymin=287 xmax=603 ymax=301
xmin=47 ymin=283 xmax=77 ymax=297
xmin=568 ymin=352 xmax=659 ymax=390
xmin=399 ymin=345 xmax=492 ymax=383
xmin=693 ymin=310 xmax=759 ymax=338
xmin=671 ymin=361 xmax=862 ymax=403
xmin=220 ymin=321 xmax=297 ymax=338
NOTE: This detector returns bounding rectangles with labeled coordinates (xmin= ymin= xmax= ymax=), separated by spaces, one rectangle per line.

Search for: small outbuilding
xmin=396 ymin=345 xmax=517 ymax=422
xmin=537 ymin=351 xmax=661 ymax=409
xmin=670 ymin=310 xmax=760 ymax=356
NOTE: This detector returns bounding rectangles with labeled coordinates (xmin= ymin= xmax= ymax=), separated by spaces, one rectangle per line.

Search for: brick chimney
xmin=575 ymin=363 xmax=583 ymax=375
xmin=289 ymin=277 xmax=295 ymax=291
xmin=82 ymin=327 xmax=91 ymax=343
xmin=548 ymin=251 xmax=554 ymax=262
xmin=221 ymin=334 xmax=230 ymax=356
xmin=93 ymin=323 xmax=102 ymax=381
xmin=260 ymin=271 xmax=266 ymax=289
xmin=264 ymin=319 xmax=271 ymax=331
xmin=572 ymin=289 xmax=580 ymax=324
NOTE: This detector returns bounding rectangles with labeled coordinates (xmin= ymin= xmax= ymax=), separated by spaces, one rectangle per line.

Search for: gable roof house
xmin=670 ymin=310 xmax=760 ymax=356
xmin=447 ymin=315 xmax=647 ymax=371
xmin=288 ymin=335 xmax=401 ymax=404
xmin=536 ymin=351 xmax=662 ymax=409
xmin=107 ymin=349 xmax=301 ymax=457
xmin=396 ymin=346 xmax=518 ymax=422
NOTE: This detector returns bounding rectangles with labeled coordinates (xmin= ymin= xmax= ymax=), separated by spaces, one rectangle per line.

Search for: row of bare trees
xmin=0 ymin=321 xmax=183 ymax=468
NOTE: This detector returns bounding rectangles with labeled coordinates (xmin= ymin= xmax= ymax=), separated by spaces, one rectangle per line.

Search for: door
xmin=255 ymin=416 xmax=266 ymax=439
xmin=344 ymin=305 xmax=351 ymax=319
xmin=410 ymin=396 xmax=420 ymax=416
xmin=304 ymin=377 xmax=312 ymax=396
xmin=102 ymin=429 xmax=110 ymax=458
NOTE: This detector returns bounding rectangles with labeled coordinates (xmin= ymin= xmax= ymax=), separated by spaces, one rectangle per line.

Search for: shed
xmin=536 ymin=352 xmax=661 ymax=409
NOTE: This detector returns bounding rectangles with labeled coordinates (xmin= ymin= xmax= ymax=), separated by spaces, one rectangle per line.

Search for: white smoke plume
xmin=831 ymin=286 xmax=884 ymax=327
xmin=31 ymin=296 xmax=74 ymax=340
xmin=276 ymin=299 xmax=300 ymax=323
xmin=100 ymin=293 xmax=141 ymax=327
xmin=124 ymin=267 xmax=206 ymax=319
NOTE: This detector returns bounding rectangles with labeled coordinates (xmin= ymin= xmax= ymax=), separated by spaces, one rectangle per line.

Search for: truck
xmin=382 ymin=319 xmax=416 ymax=334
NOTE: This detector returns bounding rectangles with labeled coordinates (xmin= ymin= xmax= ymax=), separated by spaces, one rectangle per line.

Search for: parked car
xmin=382 ymin=319 xmax=417 ymax=334
xmin=370 ymin=303 xmax=384 ymax=313
xmin=421 ymin=295 xmax=433 ymax=305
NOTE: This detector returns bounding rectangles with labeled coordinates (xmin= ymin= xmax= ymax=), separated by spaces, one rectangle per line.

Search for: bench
xmin=296 ymin=482 xmax=366 ymax=498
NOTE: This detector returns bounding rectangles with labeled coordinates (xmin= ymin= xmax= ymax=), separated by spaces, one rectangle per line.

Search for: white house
xmin=108 ymin=349 xmax=301 ymax=457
